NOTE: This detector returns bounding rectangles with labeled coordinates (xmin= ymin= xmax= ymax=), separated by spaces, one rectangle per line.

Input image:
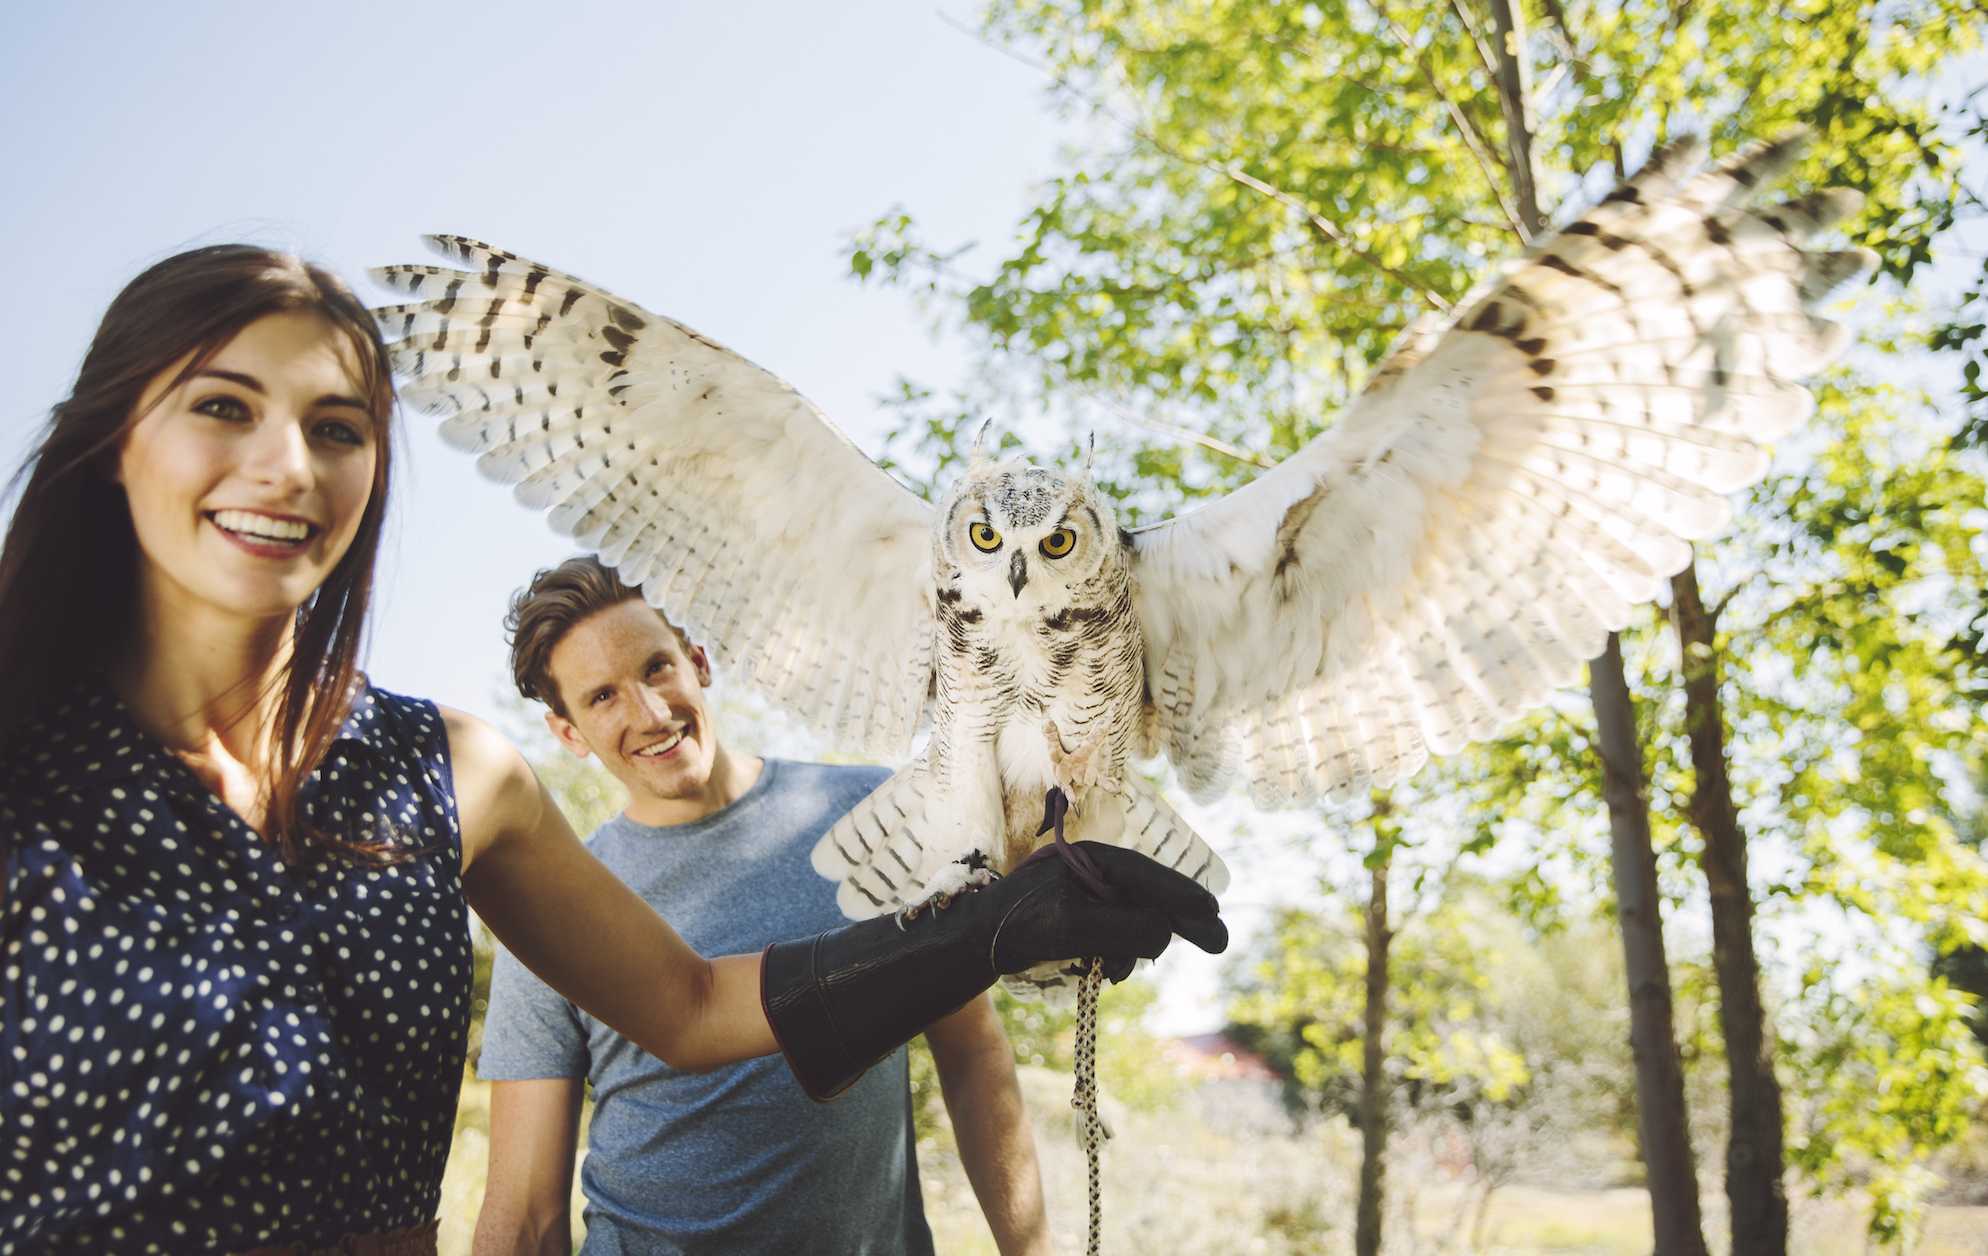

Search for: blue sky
xmin=0 ymin=0 xmax=1294 ymax=1032
xmin=0 ymin=0 xmax=1077 ymax=725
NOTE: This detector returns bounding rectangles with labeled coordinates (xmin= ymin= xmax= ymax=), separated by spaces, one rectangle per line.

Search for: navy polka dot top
xmin=0 ymin=682 xmax=472 ymax=1254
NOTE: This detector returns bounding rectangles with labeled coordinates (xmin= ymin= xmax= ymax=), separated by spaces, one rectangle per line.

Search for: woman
xmin=0 ymin=246 xmax=1225 ymax=1254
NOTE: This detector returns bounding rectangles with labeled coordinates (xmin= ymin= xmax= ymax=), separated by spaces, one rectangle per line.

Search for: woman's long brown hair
xmin=0 ymin=245 xmax=397 ymax=864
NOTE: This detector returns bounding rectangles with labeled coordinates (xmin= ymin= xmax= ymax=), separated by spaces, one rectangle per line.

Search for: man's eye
xmin=593 ymin=690 xmax=613 ymax=705
xmin=195 ymin=396 xmax=250 ymax=421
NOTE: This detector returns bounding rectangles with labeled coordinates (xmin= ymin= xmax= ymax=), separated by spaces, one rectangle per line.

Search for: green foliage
xmin=849 ymin=0 xmax=1978 ymax=515
xmin=852 ymin=0 xmax=1988 ymax=1239
xmin=908 ymin=977 xmax=1184 ymax=1150
xmin=1459 ymin=375 xmax=1988 ymax=1220
xmin=1783 ymin=970 xmax=1988 ymax=1244
xmin=529 ymin=746 xmax=629 ymax=840
xmin=996 ymin=976 xmax=1187 ymax=1110
xmin=1929 ymin=106 xmax=1987 ymax=445
xmin=1230 ymin=894 xmax=1530 ymax=1117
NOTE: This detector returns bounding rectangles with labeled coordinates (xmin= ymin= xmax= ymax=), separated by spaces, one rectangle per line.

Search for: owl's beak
xmin=1009 ymin=550 xmax=1029 ymax=597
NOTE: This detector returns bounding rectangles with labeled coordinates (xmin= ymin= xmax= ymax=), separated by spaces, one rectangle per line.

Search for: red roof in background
xmin=1162 ymin=1033 xmax=1282 ymax=1081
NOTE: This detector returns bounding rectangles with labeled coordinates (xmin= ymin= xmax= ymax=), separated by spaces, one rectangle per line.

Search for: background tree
xmin=848 ymin=0 xmax=1988 ymax=1245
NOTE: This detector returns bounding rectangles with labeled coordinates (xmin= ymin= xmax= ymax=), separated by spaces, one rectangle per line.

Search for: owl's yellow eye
xmin=1039 ymin=527 xmax=1077 ymax=558
xmin=970 ymin=523 xmax=1002 ymax=552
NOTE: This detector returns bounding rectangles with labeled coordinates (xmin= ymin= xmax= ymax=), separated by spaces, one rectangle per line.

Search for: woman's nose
xmin=242 ymin=412 xmax=313 ymax=490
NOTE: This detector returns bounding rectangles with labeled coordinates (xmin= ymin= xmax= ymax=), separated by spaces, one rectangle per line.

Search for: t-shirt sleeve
xmin=476 ymin=943 xmax=590 ymax=1081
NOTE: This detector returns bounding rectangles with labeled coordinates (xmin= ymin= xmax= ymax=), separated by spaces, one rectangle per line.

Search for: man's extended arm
xmin=926 ymin=995 xmax=1052 ymax=1256
xmin=472 ymin=1078 xmax=584 ymax=1256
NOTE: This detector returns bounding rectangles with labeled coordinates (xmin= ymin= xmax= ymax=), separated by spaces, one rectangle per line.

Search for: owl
xmin=372 ymin=134 xmax=1870 ymax=997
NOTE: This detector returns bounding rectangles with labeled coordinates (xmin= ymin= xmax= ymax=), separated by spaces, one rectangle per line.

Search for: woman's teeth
xmin=636 ymin=730 xmax=685 ymax=758
xmin=212 ymin=510 xmax=310 ymax=545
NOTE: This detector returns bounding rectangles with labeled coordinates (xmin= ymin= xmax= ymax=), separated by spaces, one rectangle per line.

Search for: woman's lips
xmin=207 ymin=510 xmax=318 ymax=559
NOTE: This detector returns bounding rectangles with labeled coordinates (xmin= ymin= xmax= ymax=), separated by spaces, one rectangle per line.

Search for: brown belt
xmin=231 ymin=1219 xmax=438 ymax=1256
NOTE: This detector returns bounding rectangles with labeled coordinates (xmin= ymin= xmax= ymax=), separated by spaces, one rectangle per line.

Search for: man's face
xmin=544 ymin=599 xmax=720 ymax=804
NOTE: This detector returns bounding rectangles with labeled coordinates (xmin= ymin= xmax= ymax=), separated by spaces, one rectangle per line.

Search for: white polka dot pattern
xmin=0 ymin=684 xmax=471 ymax=1254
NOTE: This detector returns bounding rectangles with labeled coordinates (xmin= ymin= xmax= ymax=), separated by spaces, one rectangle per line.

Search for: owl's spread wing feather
xmin=1132 ymin=134 xmax=1874 ymax=806
xmin=371 ymin=238 xmax=936 ymax=757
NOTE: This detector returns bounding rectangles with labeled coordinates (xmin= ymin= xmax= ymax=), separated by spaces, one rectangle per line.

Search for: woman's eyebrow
xmin=193 ymin=367 xmax=368 ymax=412
xmin=194 ymin=368 xmax=265 ymax=394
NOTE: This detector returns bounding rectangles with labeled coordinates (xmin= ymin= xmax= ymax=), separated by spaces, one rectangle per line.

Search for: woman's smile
xmin=208 ymin=508 xmax=320 ymax=553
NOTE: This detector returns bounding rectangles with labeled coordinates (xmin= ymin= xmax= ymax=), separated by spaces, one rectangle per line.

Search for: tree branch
xmin=1371 ymin=0 xmax=1528 ymax=240
xmin=1710 ymin=573 xmax=1759 ymax=625
xmin=1089 ymin=395 xmax=1278 ymax=469
xmin=1446 ymin=0 xmax=1501 ymax=82
xmin=1214 ymin=163 xmax=1453 ymax=311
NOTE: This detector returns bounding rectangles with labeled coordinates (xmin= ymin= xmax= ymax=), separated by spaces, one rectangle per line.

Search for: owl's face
xmin=937 ymin=461 xmax=1120 ymax=607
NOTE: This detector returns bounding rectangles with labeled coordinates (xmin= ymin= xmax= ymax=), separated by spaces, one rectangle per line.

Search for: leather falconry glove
xmin=761 ymin=841 xmax=1227 ymax=1100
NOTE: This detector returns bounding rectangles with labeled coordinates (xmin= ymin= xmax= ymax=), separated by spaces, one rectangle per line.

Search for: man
xmin=473 ymin=556 xmax=1051 ymax=1256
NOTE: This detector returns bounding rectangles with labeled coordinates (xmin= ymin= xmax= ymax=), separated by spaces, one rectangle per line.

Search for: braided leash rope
xmin=1017 ymin=787 xmax=1120 ymax=1253
xmin=1072 ymin=957 xmax=1110 ymax=1256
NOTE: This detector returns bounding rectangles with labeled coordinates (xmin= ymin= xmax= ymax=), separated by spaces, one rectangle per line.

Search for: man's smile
xmin=633 ymin=728 xmax=687 ymax=759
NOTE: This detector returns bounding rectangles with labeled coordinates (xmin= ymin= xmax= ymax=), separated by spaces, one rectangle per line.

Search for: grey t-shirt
xmin=479 ymin=759 xmax=934 ymax=1256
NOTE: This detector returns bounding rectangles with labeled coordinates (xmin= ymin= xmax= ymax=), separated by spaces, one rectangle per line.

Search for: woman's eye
xmin=194 ymin=396 xmax=250 ymax=422
xmin=1040 ymin=527 xmax=1077 ymax=558
xmin=970 ymin=523 xmax=1002 ymax=553
xmin=312 ymin=418 xmax=366 ymax=447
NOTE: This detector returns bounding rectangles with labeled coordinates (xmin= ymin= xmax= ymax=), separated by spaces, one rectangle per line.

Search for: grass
xmin=437 ymin=1067 xmax=1988 ymax=1255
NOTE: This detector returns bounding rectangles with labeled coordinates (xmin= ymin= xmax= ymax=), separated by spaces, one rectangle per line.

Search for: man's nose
xmin=634 ymin=684 xmax=673 ymax=725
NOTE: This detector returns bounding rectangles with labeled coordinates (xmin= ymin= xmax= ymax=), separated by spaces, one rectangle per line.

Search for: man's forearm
xmin=471 ymin=1203 xmax=571 ymax=1256
xmin=928 ymin=998 xmax=1053 ymax=1256
xmin=473 ymin=1078 xmax=583 ymax=1256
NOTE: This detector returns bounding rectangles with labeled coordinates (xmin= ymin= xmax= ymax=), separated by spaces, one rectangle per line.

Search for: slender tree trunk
xmin=1485 ymin=17 xmax=1706 ymax=1247
xmin=1592 ymin=633 xmax=1710 ymax=1256
xmin=1355 ymin=841 xmax=1392 ymax=1256
xmin=1671 ymin=558 xmax=1789 ymax=1254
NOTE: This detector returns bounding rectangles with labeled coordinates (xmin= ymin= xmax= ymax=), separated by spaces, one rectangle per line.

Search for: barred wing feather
xmin=371 ymin=238 xmax=936 ymax=758
xmin=1132 ymin=134 xmax=1875 ymax=807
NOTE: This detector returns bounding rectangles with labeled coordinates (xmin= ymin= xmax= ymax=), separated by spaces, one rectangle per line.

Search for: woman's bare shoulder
xmin=437 ymin=706 xmax=544 ymax=871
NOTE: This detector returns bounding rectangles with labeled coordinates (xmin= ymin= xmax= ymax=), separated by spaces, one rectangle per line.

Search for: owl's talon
xmin=1044 ymin=716 xmax=1120 ymax=813
xmin=899 ymin=851 xmax=996 ymax=923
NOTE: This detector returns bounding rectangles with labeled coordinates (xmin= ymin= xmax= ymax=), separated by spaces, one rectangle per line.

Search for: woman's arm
xmin=446 ymin=707 xmax=774 ymax=1071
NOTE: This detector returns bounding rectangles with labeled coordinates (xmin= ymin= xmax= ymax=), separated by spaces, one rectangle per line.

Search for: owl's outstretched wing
xmin=371 ymin=238 xmax=936 ymax=758
xmin=1132 ymin=134 xmax=1873 ymax=807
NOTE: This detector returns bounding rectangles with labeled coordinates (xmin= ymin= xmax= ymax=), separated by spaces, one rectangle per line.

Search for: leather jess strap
xmin=231 ymin=1220 xmax=438 ymax=1256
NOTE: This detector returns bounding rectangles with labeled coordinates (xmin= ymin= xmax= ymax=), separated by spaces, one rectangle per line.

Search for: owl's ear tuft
xmin=1080 ymin=431 xmax=1097 ymax=479
xmin=970 ymin=419 xmax=995 ymax=469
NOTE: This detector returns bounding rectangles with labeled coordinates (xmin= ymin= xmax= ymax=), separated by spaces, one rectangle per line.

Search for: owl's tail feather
xmin=1003 ymin=772 xmax=1231 ymax=1006
xmin=1109 ymin=770 xmax=1230 ymax=898
xmin=812 ymin=763 xmax=937 ymax=921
